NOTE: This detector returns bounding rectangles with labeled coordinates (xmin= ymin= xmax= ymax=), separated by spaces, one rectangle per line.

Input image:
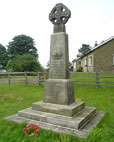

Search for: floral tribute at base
xmin=23 ymin=123 xmax=39 ymax=136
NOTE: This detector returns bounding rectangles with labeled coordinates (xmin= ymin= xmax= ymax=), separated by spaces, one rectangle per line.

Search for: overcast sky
xmin=0 ymin=0 xmax=114 ymax=67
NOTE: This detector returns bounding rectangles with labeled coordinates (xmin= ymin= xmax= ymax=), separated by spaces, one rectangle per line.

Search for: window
xmin=84 ymin=59 xmax=87 ymax=66
xmin=88 ymin=57 xmax=92 ymax=66
xmin=78 ymin=61 xmax=81 ymax=65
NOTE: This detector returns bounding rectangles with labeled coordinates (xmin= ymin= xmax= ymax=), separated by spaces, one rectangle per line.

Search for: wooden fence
xmin=0 ymin=72 xmax=48 ymax=85
xmin=71 ymin=72 xmax=114 ymax=87
xmin=0 ymin=72 xmax=114 ymax=87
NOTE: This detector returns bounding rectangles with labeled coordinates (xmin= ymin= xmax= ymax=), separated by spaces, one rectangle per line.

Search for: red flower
xmin=23 ymin=123 xmax=39 ymax=136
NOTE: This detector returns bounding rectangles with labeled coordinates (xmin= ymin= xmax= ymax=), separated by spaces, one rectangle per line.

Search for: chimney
xmin=95 ymin=41 xmax=98 ymax=47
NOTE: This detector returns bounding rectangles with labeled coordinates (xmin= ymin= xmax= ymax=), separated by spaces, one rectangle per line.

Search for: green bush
xmin=6 ymin=54 xmax=43 ymax=72
xmin=76 ymin=66 xmax=83 ymax=72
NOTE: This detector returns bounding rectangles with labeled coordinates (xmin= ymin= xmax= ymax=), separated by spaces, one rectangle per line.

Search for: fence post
xmin=38 ymin=73 xmax=41 ymax=85
xmin=96 ymin=72 xmax=99 ymax=88
xmin=25 ymin=72 xmax=27 ymax=85
xmin=44 ymin=73 xmax=46 ymax=81
xmin=8 ymin=73 xmax=11 ymax=84
xmin=46 ymin=72 xmax=48 ymax=79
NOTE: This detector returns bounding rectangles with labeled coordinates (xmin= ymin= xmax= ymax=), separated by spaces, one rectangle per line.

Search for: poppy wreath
xmin=24 ymin=123 xmax=39 ymax=135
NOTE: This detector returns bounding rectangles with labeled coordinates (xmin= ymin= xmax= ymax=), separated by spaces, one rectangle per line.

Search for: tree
xmin=77 ymin=44 xmax=91 ymax=58
xmin=7 ymin=35 xmax=38 ymax=59
xmin=6 ymin=54 xmax=43 ymax=72
xmin=0 ymin=44 xmax=7 ymax=68
xmin=69 ymin=62 xmax=73 ymax=71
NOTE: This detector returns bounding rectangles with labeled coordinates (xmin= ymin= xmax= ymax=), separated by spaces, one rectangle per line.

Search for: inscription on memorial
xmin=53 ymin=53 xmax=63 ymax=60
xmin=50 ymin=57 xmax=64 ymax=79
xmin=49 ymin=60 xmax=64 ymax=79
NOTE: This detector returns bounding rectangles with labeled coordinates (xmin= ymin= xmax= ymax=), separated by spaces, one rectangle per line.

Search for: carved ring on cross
xmin=49 ymin=3 xmax=71 ymax=25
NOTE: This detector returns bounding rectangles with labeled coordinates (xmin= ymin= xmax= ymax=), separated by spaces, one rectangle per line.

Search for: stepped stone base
xmin=4 ymin=111 xmax=104 ymax=139
xmin=4 ymin=101 xmax=105 ymax=139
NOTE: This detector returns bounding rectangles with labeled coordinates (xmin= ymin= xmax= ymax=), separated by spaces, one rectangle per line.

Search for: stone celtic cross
xmin=49 ymin=3 xmax=71 ymax=25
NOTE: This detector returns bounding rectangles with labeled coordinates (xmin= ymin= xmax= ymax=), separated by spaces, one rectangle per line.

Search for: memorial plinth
xmin=44 ymin=79 xmax=75 ymax=105
xmin=5 ymin=3 xmax=105 ymax=139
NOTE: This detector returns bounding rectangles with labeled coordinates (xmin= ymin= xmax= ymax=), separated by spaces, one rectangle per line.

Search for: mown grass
xmin=0 ymin=84 xmax=114 ymax=142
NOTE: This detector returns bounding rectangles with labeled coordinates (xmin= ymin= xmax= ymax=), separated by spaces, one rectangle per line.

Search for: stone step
xmin=32 ymin=101 xmax=85 ymax=117
xmin=5 ymin=111 xmax=105 ymax=139
xmin=18 ymin=106 xmax=96 ymax=130
xmin=74 ymin=107 xmax=96 ymax=129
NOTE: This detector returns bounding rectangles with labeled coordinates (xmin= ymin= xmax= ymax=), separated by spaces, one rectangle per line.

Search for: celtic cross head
xmin=49 ymin=3 xmax=71 ymax=25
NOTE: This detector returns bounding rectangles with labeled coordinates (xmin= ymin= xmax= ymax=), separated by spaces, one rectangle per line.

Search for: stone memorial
xmin=5 ymin=3 xmax=105 ymax=139
xmin=43 ymin=3 xmax=75 ymax=105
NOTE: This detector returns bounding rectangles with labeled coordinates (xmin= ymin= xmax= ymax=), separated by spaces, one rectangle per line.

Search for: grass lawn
xmin=0 ymin=84 xmax=114 ymax=142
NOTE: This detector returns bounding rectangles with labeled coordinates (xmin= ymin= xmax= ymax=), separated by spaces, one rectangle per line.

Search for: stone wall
xmin=94 ymin=39 xmax=114 ymax=72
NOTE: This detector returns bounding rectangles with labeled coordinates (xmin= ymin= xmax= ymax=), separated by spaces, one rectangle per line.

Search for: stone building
xmin=73 ymin=36 xmax=114 ymax=72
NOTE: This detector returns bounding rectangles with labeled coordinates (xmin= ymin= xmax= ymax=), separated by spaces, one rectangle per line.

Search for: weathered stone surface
xmin=43 ymin=31 xmax=74 ymax=105
xmin=43 ymin=79 xmax=75 ymax=105
xmin=17 ymin=106 xmax=96 ymax=130
xmin=49 ymin=3 xmax=71 ymax=25
xmin=53 ymin=24 xmax=66 ymax=33
xmin=32 ymin=101 xmax=85 ymax=117
xmin=4 ymin=111 xmax=105 ymax=139
xmin=43 ymin=4 xmax=75 ymax=105
xmin=49 ymin=32 xmax=69 ymax=79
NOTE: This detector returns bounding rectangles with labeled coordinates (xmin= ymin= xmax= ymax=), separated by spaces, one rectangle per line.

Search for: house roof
xmin=73 ymin=36 xmax=114 ymax=62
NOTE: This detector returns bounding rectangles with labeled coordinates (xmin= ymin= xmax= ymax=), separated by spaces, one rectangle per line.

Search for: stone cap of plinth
xmin=32 ymin=101 xmax=85 ymax=117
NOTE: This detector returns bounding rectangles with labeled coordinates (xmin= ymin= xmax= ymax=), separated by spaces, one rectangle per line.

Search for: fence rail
xmin=0 ymin=72 xmax=48 ymax=85
xmin=0 ymin=72 xmax=114 ymax=87
xmin=71 ymin=72 xmax=114 ymax=87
